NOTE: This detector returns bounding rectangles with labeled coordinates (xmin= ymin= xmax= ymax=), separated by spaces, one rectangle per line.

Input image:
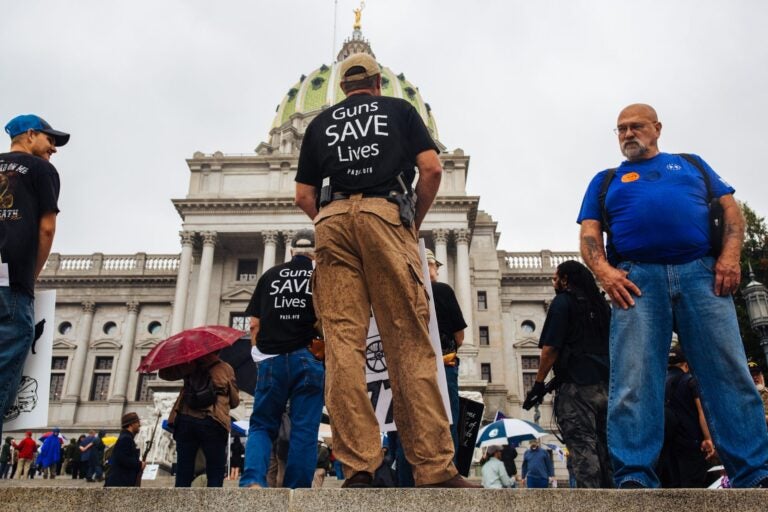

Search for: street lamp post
xmin=743 ymin=265 xmax=768 ymax=362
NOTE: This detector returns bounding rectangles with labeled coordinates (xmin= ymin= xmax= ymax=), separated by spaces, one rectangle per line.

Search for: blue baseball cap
xmin=4 ymin=114 xmax=70 ymax=147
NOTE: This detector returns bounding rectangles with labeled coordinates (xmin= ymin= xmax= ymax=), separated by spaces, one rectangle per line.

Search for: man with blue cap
xmin=0 ymin=114 xmax=68 ymax=437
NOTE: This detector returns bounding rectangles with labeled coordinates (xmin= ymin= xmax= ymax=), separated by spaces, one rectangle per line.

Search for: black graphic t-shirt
xmin=296 ymin=93 xmax=439 ymax=195
xmin=431 ymin=281 xmax=466 ymax=353
xmin=0 ymin=152 xmax=60 ymax=297
xmin=244 ymin=255 xmax=317 ymax=354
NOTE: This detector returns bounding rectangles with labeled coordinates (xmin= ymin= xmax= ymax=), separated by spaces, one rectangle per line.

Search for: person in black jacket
xmin=104 ymin=412 xmax=144 ymax=487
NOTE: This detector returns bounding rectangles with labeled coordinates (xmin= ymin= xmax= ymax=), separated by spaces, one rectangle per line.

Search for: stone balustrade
xmin=43 ymin=253 xmax=180 ymax=276
xmin=504 ymin=250 xmax=581 ymax=271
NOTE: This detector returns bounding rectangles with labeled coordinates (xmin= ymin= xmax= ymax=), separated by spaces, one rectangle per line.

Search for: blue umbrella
xmin=475 ymin=418 xmax=548 ymax=447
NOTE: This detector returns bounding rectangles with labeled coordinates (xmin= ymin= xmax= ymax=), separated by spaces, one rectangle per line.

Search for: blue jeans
xmin=240 ymin=348 xmax=324 ymax=489
xmin=173 ymin=414 xmax=228 ymax=487
xmin=396 ymin=363 xmax=460 ymax=487
xmin=608 ymin=257 xmax=768 ymax=488
xmin=0 ymin=288 xmax=34 ymax=436
xmin=86 ymin=453 xmax=103 ymax=480
xmin=527 ymin=476 xmax=549 ymax=488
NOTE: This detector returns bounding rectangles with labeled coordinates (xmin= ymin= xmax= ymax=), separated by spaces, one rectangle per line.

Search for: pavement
xmin=1 ymin=476 xmax=767 ymax=512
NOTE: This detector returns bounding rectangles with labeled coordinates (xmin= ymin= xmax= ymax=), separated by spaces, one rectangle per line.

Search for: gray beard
xmin=621 ymin=140 xmax=647 ymax=160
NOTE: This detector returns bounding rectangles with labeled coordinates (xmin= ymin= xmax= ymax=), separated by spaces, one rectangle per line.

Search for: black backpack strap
xmin=678 ymin=153 xmax=724 ymax=256
xmin=598 ymin=168 xmax=619 ymax=264
xmin=678 ymin=153 xmax=713 ymax=200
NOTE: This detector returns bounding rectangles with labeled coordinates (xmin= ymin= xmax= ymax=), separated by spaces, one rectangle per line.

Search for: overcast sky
xmin=3 ymin=0 xmax=767 ymax=256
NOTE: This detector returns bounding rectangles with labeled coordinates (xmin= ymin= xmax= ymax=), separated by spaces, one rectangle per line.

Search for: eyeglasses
xmin=614 ymin=122 xmax=655 ymax=135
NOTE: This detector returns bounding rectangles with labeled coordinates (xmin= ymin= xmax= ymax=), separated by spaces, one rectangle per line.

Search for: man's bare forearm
xmin=414 ymin=150 xmax=442 ymax=230
xmin=34 ymin=213 xmax=57 ymax=280
xmin=534 ymin=346 xmax=559 ymax=382
xmin=720 ymin=195 xmax=744 ymax=261
xmin=295 ymin=183 xmax=318 ymax=220
xmin=579 ymin=221 xmax=609 ymax=274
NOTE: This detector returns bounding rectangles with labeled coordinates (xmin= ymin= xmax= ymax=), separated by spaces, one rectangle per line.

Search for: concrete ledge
xmin=0 ymin=487 xmax=766 ymax=512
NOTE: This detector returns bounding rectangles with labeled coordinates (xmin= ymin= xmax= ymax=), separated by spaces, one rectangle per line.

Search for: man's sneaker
xmin=418 ymin=474 xmax=482 ymax=488
xmin=619 ymin=480 xmax=645 ymax=489
xmin=341 ymin=472 xmax=373 ymax=488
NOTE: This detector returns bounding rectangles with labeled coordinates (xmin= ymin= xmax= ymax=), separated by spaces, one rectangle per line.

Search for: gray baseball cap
xmin=291 ymin=229 xmax=315 ymax=249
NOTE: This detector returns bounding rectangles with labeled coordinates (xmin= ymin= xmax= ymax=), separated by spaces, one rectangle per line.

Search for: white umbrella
xmin=475 ymin=418 xmax=548 ymax=447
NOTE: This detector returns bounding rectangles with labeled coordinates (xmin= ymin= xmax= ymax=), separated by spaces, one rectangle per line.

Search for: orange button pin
xmin=621 ymin=172 xmax=640 ymax=183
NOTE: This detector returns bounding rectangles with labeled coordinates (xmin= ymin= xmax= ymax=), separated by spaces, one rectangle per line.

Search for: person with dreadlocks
xmin=523 ymin=260 xmax=613 ymax=488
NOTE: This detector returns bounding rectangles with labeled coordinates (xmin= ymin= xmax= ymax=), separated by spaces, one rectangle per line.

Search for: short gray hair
xmin=291 ymin=246 xmax=315 ymax=257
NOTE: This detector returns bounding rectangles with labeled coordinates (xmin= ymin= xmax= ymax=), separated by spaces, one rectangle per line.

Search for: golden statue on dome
xmin=353 ymin=1 xmax=365 ymax=30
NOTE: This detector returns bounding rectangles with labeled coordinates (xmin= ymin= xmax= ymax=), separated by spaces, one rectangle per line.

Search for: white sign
xmin=142 ymin=463 xmax=160 ymax=480
xmin=365 ymin=240 xmax=451 ymax=432
xmin=3 ymin=290 xmax=56 ymax=430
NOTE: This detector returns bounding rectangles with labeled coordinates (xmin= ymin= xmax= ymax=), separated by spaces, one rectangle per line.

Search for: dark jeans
xmin=0 ymin=288 xmax=34 ymax=436
xmin=240 ymin=348 xmax=325 ymax=489
xmin=0 ymin=462 xmax=9 ymax=478
xmin=527 ymin=476 xmax=549 ymax=488
xmin=173 ymin=414 xmax=228 ymax=487
xmin=87 ymin=454 xmax=103 ymax=480
xmin=69 ymin=459 xmax=81 ymax=479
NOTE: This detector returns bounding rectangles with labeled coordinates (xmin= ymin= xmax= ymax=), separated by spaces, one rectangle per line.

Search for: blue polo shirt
xmin=577 ymin=153 xmax=734 ymax=264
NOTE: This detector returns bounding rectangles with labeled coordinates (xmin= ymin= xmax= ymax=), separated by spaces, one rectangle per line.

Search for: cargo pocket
xmin=359 ymin=198 xmax=401 ymax=226
xmin=405 ymin=256 xmax=430 ymax=323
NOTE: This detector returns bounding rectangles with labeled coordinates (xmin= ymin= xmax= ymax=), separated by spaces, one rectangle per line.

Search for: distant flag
xmin=494 ymin=410 xmax=507 ymax=422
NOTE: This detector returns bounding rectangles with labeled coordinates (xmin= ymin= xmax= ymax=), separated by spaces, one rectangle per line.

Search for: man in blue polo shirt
xmin=577 ymin=103 xmax=768 ymax=488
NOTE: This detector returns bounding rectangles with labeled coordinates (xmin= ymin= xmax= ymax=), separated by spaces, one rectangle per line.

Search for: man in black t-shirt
xmin=0 ymin=114 xmax=68 ymax=437
xmin=239 ymin=229 xmax=324 ymax=490
xmin=657 ymin=346 xmax=715 ymax=488
xmin=295 ymin=52 xmax=474 ymax=489
xmin=523 ymin=260 xmax=613 ymax=488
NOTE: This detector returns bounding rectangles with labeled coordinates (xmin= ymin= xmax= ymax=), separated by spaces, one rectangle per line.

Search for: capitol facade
xmin=33 ymin=28 xmax=578 ymax=438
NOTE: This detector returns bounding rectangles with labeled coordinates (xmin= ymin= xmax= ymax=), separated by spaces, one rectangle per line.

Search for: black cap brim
xmin=40 ymin=129 xmax=70 ymax=147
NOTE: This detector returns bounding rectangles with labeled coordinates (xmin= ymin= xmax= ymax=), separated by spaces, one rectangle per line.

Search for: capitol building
xmin=35 ymin=27 xmax=579 ymax=438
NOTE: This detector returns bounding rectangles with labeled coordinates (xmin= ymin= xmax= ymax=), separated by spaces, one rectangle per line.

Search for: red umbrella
xmin=137 ymin=325 xmax=245 ymax=373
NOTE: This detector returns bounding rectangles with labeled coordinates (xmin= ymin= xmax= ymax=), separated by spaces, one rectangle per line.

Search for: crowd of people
xmin=2 ymin=51 xmax=768 ymax=493
xmin=0 ymin=427 xmax=118 ymax=481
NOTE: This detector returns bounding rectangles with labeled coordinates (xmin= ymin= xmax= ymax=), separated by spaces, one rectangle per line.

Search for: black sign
xmin=456 ymin=396 xmax=485 ymax=476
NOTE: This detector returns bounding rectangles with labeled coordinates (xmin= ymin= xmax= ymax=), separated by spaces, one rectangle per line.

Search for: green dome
xmin=271 ymin=32 xmax=439 ymax=142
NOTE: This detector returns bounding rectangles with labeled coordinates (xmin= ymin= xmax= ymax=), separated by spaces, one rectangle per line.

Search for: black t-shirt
xmin=665 ymin=366 xmax=703 ymax=443
xmin=538 ymin=291 xmax=609 ymax=385
xmin=0 ymin=152 xmax=60 ymax=297
xmin=296 ymin=94 xmax=439 ymax=195
xmin=244 ymin=255 xmax=317 ymax=354
xmin=431 ymin=281 xmax=467 ymax=354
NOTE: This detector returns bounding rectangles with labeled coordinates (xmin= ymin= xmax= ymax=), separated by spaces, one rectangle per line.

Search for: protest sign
xmin=456 ymin=396 xmax=485 ymax=476
xmin=365 ymin=240 xmax=450 ymax=432
xmin=3 ymin=290 xmax=56 ymax=430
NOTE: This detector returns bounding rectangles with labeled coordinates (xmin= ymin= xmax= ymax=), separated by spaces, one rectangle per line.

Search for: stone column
xmin=171 ymin=231 xmax=195 ymax=334
xmin=433 ymin=229 xmax=450 ymax=284
xmin=192 ymin=231 xmax=217 ymax=327
xmin=454 ymin=229 xmax=478 ymax=379
xmin=110 ymin=301 xmax=140 ymax=402
xmin=60 ymin=301 xmax=96 ymax=424
xmin=283 ymin=230 xmax=296 ymax=263
xmin=262 ymin=231 xmax=278 ymax=271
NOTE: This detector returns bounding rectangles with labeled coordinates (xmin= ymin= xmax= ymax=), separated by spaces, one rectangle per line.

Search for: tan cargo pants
xmin=313 ymin=194 xmax=457 ymax=485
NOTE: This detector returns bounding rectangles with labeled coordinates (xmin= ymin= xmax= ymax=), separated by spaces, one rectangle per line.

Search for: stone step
xmin=0 ymin=487 xmax=764 ymax=512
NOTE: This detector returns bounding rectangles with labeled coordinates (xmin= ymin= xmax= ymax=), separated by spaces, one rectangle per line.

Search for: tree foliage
xmin=736 ymin=202 xmax=768 ymax=363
